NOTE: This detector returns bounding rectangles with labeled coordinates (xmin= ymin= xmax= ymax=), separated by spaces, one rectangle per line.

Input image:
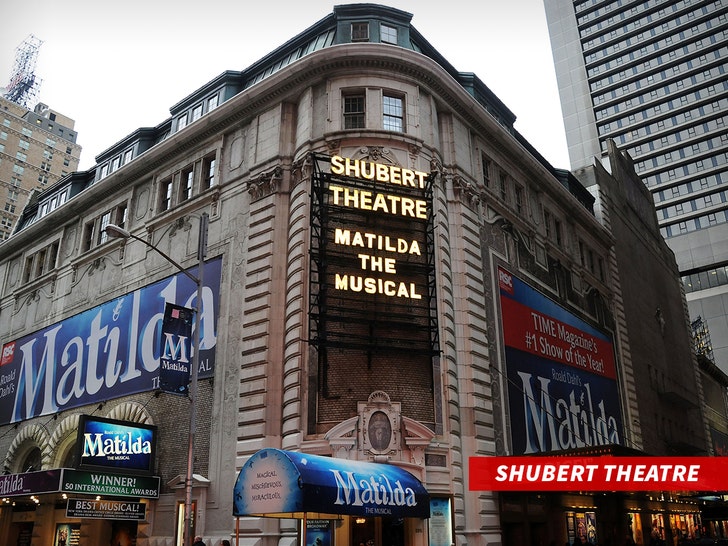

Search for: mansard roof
xmin=11 ymin=3 xmax=562 ymax=234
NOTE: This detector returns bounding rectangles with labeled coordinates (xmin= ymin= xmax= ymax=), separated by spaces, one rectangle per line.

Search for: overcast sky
xmin=1 ymin=0 xmax=569 ymax=172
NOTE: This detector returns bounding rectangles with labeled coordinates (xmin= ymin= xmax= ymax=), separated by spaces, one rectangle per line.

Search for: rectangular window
xmin=83 ymin=221 xmax=95 ymax=252
xmin=351 ymin=22 xmax=369 ymax=41
xmin=202 ymin=155 xmax=216 ymax=189
xmin=344 ymin=95 xmax=366 ymax=129
xmin=554 ymin=218 xmax=563 ymax=246
xmin=383 ymin=95 xmax=404 ymax=132
xmin=98 ymin=211 xmax=112 ymax=245
xmin=160 ymin=179 xmax=174 ymax=211
xmin=499 ymin=173 xmax=508 ymax=202
xmin=115 ymin=203 xmax=128 ymax=229
xmin=482 ymin=154 xmax=491 ymax=187
xmin=23 ymin=256 xmax=33 ymax=283
xmin=207 ymin=95 xmax=219 ymax=112
xmin=514 ymin=184 xmax=525 ymax=214
xmin=48 ymin=241 xmax=59 ymax=271
xmin=381 ymin=24 xmax=398 ymax=44
xmin=35 ymin=248 xmax=47 ymax=278
xmin=544 ymin=209 xmax=552 ymax=238
xmin=192 ymin=104 xmax=203 ymax=122
xmin=181 ymin=166 xmax=194 ymax=201
xmin=84 ymin=203 xmax=127 ymax=251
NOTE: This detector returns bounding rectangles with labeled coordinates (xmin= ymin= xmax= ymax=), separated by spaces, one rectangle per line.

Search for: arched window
xmin=20 ymin=446 xmax=42 ymax=473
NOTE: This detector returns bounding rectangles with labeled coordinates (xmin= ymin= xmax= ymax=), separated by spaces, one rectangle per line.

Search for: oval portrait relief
xmin=368 ymin=411 xmax=392 ymax=452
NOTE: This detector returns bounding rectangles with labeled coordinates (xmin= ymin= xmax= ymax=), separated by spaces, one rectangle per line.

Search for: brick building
xmin=0 ymin=96 xmax=81 ymax=240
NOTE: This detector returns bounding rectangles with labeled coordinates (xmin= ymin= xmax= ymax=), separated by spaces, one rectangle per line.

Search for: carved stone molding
xmin=429 ymin=157 xmax=443 ymax=178
xmin=452 ymin=174 xmax=481 ymax=207
xmin=324 ymin=416 xmax=359 ymax=460
xmin=354 ymin=146 xmax=394 ymax=164
xmin=325 ymin=140 xmax=341 ymax=156
xmin=292 ymin=154 xmax=313 ymax=184
xmin=407 ymin=143 xmax=421 ymax=159
xmin=323 ymin=391 xmax=434 ymax=466
xmin=247 ymin=165 xmax=283 ymax=201
xmin=402 ymin=416 xmax=435 ymax=467
xmin=359 ymin=391 xmax=401 ymax=458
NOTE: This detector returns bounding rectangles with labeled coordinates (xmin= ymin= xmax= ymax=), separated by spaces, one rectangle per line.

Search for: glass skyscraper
xmin=543 ymin=0 xmax=728 ymax=372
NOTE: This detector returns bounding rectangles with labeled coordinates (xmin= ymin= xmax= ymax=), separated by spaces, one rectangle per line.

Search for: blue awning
xmin=233 ymin=448 xmax=430 ymax=519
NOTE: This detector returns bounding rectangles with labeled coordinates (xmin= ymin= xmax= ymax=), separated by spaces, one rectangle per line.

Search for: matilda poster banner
xmin=497 ymin=266 xmax=623 ymax=454
xmin=0 ymin=257 xmax=221 ymax=425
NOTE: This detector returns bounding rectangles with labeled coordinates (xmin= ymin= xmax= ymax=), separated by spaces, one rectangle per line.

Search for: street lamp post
xmin=105 ymin=213 xmax=208 ymax=546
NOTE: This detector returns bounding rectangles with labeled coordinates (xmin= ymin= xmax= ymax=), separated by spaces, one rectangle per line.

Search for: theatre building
xmin=0 ymin=4 xmax=713 ymax=546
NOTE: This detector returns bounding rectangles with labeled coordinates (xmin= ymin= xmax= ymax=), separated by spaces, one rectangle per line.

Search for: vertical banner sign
xmin=160 ymin=303 xmax=194 ymax=395
xmin=497 ymin=266 xmax=623 ymax=454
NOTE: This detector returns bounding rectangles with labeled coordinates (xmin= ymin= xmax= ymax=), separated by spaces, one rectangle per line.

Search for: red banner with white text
xmin=470 ymin=456 xmax=728 ymax=491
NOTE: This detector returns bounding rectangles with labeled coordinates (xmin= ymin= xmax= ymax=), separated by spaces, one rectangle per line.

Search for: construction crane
xmin=3 ymin=34 xmax=43 ymax=109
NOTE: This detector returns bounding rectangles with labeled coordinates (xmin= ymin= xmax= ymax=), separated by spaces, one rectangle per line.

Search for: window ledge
xmin=13 ymin=271 xmax=58 ymax=302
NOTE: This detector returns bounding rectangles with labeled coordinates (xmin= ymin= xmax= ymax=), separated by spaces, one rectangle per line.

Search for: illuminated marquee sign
xmin=328 ymin=155 xmax=429 ymax=301
xmin=76 ymin=415 xmax=157 ymax=475
xmin=309 ymin=153 xmax=437 ymax=355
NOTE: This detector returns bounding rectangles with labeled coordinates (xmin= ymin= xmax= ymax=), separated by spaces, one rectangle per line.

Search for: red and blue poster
xmin=497 ymin=266 xmax=623 ymax=454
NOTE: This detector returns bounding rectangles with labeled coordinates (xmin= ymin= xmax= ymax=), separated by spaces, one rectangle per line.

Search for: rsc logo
xmin=498 ymin=268 xmax=514 ymax=294
xmin=1 ymin=342 xmax=15 ymax=366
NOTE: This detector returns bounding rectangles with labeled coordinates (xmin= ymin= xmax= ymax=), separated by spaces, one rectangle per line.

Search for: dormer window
xmin=208 ymin=95 xmax=219 ymax=112
xmin=177 ymin=113 xmax=188 ymax=131
xmin=381 ymin=24 xmax=397 ymax=44
xmin=351 ymin=22 xmax=369 ymax=42
xmin=192 ymin=104 xmax=203 ymax=122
